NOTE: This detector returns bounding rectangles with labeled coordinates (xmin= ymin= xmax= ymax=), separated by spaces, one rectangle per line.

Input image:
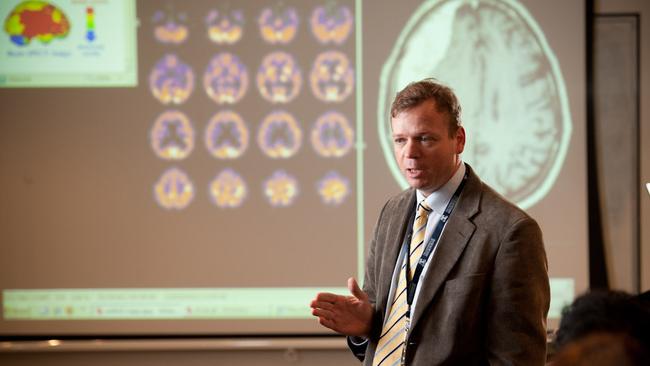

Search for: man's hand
xmin=310 ymin=277 xmax=374 ymax=337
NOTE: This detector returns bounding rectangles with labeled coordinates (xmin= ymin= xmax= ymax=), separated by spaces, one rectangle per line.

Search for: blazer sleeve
xmin=486 ymin=216 xmax=550 ymax=365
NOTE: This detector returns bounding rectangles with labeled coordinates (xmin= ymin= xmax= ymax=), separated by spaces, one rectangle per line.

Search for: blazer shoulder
xmin=371 ymin=188 xmax=415 ymax=240
xmin=469 ymin=172 xmax=539 ymax=230
xmin=381 ymin=188 xmax=415 ymax=215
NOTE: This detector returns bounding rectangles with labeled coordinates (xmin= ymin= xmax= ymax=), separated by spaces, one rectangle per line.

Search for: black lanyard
xmin=404 ymin=168 xmax=468 ymax=307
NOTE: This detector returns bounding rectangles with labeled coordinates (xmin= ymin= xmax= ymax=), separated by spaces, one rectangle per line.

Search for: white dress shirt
xmin=388 ymin=161 xmax=466 ymax=316
xmin=350 ymin=161 xmax=465 ymax=346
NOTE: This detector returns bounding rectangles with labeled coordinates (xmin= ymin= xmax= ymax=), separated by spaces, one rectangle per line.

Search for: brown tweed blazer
xmin=350 ymin=164 xmax=550 ymax=365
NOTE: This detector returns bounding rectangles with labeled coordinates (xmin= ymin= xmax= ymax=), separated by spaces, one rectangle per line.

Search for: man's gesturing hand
xmin=310 ymin=277 xmax=374 ymax=337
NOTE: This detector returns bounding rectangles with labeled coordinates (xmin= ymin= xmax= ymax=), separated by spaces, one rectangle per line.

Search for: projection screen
xmin=0 ymin=0 xmax=587 ymax=336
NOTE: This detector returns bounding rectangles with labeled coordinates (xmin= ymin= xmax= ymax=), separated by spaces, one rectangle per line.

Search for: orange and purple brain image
xmin=311 ymin=111 xmax=354 ymax=158
xmin=257 ymin=51 xmax=302 ymax=104
xmin=258 ymin=6 xmax=298 ymax=44
xmin=150 ymin=110 xmax=195 ymax=160
xmin=317 ymin=171 xmax=350 ymax=205
xmin=149 ymin=54 xmax=195 ymax=105
xmin=204 ymin=52 xmax=249 ymax=104
xmin=153 ymin=167 xmax=194 ymax=210
xmin=152 ymin=9 xmax=189 ymax=44
xmin=205 ymin=110 xmax=249 ymax=159
xmin=209 ymin=168 xmax=247 ymax=208
xmin=257 ymin=110 xmax=302 ymax=159
xmin=310 ymin=51 xmax=354 ymax=102
xmin=4 ymin=1 xmax=70 ymax=46
xmin=205 ymin=9 xmax=244 ymax=45
xmin=263 ymin=170 xmax=299 ymax=207
xmin=310 ymin=5 xmax=353 ymax=45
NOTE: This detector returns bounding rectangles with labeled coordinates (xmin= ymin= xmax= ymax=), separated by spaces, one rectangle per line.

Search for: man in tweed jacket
xmin=311 ymin=79 xmax=549 ymax=365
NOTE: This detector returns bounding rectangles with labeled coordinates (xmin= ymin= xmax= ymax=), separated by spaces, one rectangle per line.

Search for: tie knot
xmin=418 ymin=202 xmax=432 ymax=214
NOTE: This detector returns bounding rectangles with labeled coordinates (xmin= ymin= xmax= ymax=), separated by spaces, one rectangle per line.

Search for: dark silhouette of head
xmin=553 ymin=290 xmax=650 ymax=364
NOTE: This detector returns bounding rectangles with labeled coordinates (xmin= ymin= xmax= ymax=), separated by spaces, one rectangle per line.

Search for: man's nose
xmin=404 ymin=139 xmax=420 ymax=158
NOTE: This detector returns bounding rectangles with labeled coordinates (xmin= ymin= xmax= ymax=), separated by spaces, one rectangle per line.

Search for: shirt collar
xmin=416 ymin=161 xmax=465 ymax=214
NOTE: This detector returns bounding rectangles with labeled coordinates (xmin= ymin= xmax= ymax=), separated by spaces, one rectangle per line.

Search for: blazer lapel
xmin=408 ymin=169 xmax=482 ymax=331
xmin=377 ymin=190 xmax=416 ymax=316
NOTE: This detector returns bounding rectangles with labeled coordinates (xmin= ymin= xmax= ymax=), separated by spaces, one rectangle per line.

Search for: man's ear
xmin=455 ymin=126 xmax=466 ymax=154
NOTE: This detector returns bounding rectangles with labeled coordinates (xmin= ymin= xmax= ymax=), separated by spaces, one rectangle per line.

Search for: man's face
xmin=391 ymin=99 xmax=465 ymax=196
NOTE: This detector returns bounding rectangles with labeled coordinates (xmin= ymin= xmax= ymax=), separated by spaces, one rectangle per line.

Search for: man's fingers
xmin=348 ymin=277 xmax=368 ymax=301
xmin=313 ymin=292 xmax=341 ymax=303
xmin=312 ymin=307 xmax=335 ymax=320
xmin=317 ymin=317 xmax=337 ymax=331
xmin=310 ymin=300 xmax=335 ymax=310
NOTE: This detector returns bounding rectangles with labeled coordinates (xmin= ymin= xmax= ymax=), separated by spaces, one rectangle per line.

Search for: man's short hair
xmin=390 ymin=78 xmax=462 ymax=137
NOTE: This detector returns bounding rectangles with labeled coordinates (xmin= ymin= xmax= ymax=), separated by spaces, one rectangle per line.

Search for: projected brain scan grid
xmin=0 ymin=0 xmax=583 ymax=328
xmin=148 ymin=1 xmax=356 ymax=210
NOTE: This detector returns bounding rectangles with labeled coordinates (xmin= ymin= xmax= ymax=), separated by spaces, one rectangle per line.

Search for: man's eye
xmin=394 ymin=138 xmax=406 ymax=145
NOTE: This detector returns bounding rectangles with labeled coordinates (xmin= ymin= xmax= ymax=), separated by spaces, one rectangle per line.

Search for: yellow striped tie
xmin=373 ymin=202 xmax=432 ymax=366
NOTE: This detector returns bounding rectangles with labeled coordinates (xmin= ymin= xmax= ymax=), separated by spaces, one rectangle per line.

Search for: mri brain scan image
xmin=310 ymin=4 xmax=353 ymax=45
xmin=150 ymin=110 xmax=195 ymax=160
xmin=310 ymin=51 xmax=354 ymax=103
xmin=154 ymin=167 xmax=194 ymax=210
xmin=263 ymin=170 xmax=299 ymax=207
xmin=317 ymin=171 xmax=350 ymax=206
xmin=209 ymin=168 xmax=247 ymax=208
xmin=311 ymin=111 xmax=354 ymax=158
xmin=205 ymin=8 xmax=244 ymax=44
xmin=204 ymin=52 xmax=249 ymax=105
xmin=152 ymin=9 xmax=189 ymax=44
xmin=205 ymin=110 xmax=249 ymax=159
xmin=258 ymin=6 xmax=299 ymax=44
xmin=257 ymin=110 xmax=302 ymax=159
xmin=257 ymin=51 xmax=302 ymax=104
xmin=378 ymin=0 xmax=572 ymax=209
xmin=149 ymin=54 xmax=195 ymax=105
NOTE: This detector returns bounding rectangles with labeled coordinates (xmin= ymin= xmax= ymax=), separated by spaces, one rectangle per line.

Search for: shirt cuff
xmin=348 ymin=336 xmax=368 ymax=346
